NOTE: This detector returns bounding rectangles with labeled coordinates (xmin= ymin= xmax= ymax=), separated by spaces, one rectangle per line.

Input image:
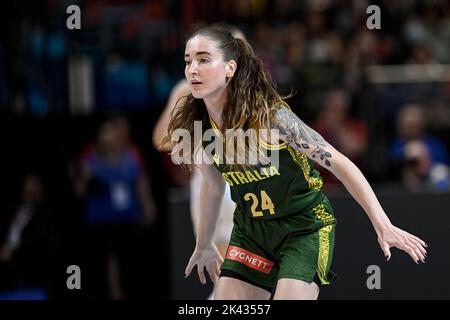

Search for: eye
xmin=199 ymin=58 xmax=209 ymax=63
xmin=185 ymin=60 xmax=191 ymax=65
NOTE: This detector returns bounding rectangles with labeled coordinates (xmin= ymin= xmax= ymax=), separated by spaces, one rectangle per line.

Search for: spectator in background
xmin=390 ymin=104 xmax=450 ymax=192
xmin=390 ymin=104 xmax=449 ymax=166
xmin=313 ymin=89 xmax=368 ymax=184
xmin=0 ymin=174 xmax=55 ymax=298
xmin=401 ymin=140 xmax=450 ymax=192
xmin=73 ymin=115 xmax=157 ymax=299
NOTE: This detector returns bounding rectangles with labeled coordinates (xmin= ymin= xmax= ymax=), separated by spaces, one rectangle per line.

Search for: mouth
xmin=191 ymin=80 xmax=202 ymax=87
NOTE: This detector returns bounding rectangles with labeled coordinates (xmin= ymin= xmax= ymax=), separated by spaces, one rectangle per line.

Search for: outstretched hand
xmin=185 ymin=244 xmax=224 ymax=284
xmin=377 ymin=224 xmax=427 ymax=263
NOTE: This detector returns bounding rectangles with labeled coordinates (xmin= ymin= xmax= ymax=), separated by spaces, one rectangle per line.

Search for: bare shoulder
xmin=272 ymin=105 xmax=335 ymax=168
xmin=272 ymin=106 xmax=326 ymax=148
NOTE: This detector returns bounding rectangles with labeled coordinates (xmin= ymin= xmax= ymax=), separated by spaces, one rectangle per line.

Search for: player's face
xmin=184 ymin=35 xmax=231 ymax=100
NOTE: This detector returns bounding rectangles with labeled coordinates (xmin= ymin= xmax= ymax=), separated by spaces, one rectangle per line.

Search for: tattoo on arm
xmin=273 ymin=107 xmax=332 ymax=166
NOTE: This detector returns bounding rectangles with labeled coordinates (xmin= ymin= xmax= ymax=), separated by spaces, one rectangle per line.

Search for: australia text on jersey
xmin=170 ymin=121 xmax=281 ymax=168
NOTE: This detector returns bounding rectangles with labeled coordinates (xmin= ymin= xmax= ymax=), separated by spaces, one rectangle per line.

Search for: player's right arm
xmin=152 ymin=80 xmax=191 ymax=151
xmin=184 ymin=158 xmax=226 ymax=284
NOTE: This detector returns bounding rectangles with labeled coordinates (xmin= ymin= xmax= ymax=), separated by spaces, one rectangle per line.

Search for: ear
xmin=226 ymin=60 xmax=237 ymax=78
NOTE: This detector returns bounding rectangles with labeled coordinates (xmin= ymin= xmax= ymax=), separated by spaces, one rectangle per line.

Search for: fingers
xmin=381 ymin=242 xmax=391 ymax=261
xmin=397 ymin=230 xmax=427 ymax=263
xmin=186 ymin=261 xmax=209 ymax=284
xmin=383 ymin=237 xmax=428 ymax=264
xmin=405 ymin=239 xmax=426 ymax=263
xmin=197 ymin=265 xmax=207 ymax=285
xmin=399 ymin=242 xmax=419 ymax=263
xmin=405 ymin=231 xmax=428 ymax=248
xmin=184 ymin=248 xmax=224 ymax=284
xmin=206 ymin=262 xmax=220 ymax=283
xmin=184 ymin=259 xmax=194 ymax=278
xmin=407 ymin=237 xmax=427 ymax=258
xmin=384 ymin=227 xmax=429 ymax=264
xmin=216 ymin=259 xmax=222 ymax=278
xmin=217 ymin=257 xmax=223 ymax=269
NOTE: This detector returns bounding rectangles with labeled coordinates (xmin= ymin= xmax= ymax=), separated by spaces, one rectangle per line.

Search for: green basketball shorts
xmin=221 ymin=195 xmax=337 ymax=290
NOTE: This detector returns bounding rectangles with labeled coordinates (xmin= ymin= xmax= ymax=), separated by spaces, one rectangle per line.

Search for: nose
xmin=188 ymin=61 xmax=198 ymax=74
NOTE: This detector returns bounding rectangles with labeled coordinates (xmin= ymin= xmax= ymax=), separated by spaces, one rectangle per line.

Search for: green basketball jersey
xmin=204 ymin=115 xmax=325 ymax=220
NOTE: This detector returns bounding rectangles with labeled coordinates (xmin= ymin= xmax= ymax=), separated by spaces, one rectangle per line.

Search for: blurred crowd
xmin=1 ymin=0 xmax=450 ymax=299
xmin=1 ymin=0 xmax=449 ymax=183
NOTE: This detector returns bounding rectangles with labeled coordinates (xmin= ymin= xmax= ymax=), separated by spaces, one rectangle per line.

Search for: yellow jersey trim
xmin=208 ymin=114 xmax=222 ymax=136
xmin=286 ymin=145 xmax=323 ymax=191
xmin=208 ymin=114 xmax=287 ymax=150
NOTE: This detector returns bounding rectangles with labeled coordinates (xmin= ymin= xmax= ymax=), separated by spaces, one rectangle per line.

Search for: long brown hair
xmin=165 ymin=26 xmax=289 ymax=170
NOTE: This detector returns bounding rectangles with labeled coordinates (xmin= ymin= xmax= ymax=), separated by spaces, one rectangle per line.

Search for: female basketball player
xmin=166 ymin=27 xmax=427 ymax=300
xmin=153 ymin=24 xmax=246 ymax=299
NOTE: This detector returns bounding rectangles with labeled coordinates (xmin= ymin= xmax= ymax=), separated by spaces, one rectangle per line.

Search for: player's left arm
xmin=272 ymin=106 xmax=428 ymax=263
